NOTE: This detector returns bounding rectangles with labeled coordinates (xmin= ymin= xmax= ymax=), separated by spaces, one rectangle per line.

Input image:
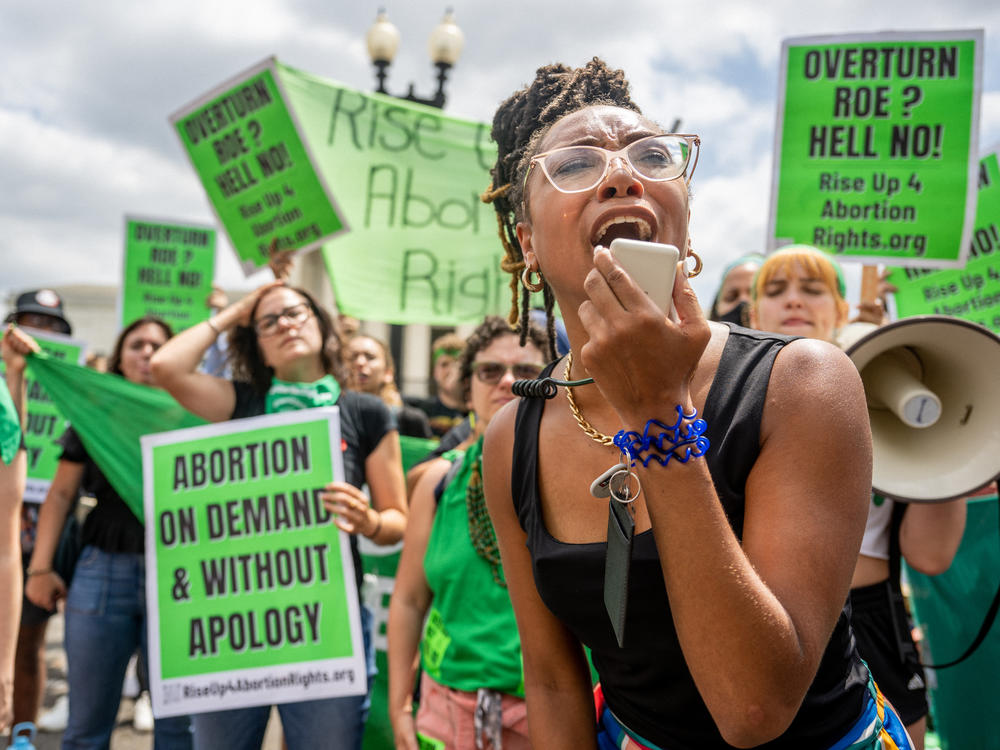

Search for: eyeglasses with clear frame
xmin=525 ymin=133 xmax=701 ymax=195
xmin=253 ymin=303 xmax=313 ymax=338
xmin=471 ymin=361 xmax=545 ymax=386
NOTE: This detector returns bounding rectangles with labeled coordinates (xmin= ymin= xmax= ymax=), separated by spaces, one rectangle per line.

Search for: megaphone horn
xmin=842 ymin=315 xmax=1000 ymax=503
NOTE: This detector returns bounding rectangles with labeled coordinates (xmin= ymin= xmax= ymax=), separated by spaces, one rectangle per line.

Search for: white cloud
xmin=1 ymin=0 xmax=997 ymax=310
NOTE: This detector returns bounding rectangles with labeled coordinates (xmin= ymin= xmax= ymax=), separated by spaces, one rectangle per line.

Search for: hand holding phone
xmin=608 ymin=239 xmax=680 ymax=316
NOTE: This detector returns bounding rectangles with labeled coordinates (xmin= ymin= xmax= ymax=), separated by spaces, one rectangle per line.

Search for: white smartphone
xmin=608 ymin=238 xmax=680 ymax=315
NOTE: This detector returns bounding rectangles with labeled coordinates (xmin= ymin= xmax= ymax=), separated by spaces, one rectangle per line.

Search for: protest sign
xmin=142 ymin=409 xmax=365 ymax=717
xmin=171 ymin=59 xmax=347 ymax=275
xmin=887 ymin=151 xmax=1000 ymax=332
xmin=120 ymin=217 xmax=216 ymax=331
xmin=769 ymin=30 xmax=983 ymax=267
xmin=275 ymin=62 xmax=517 ymax=325
xmin=0 ymin=329 xmax=85 ymax=502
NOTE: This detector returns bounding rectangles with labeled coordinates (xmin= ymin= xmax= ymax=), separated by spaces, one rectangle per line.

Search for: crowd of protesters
xmin=2 ymin=56 xmax=993 ymax=750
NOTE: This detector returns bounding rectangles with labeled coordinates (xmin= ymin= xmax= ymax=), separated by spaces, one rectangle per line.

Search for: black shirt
xmin=511 ymin=325 xmax=868 ymax=748
xmin=404 ymin=395 xmax=466 ymax=438
xmin=393 ymin=404 xmax=434 ymax=439
xmin=59 ymin=426 xmax=145 ymax=554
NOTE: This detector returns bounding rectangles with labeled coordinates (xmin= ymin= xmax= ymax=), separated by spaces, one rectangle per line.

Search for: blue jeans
xmin=191 ymin=605 xmax=376 ymax=750
xmin=62 ymin=546 xmax=192 ymax=750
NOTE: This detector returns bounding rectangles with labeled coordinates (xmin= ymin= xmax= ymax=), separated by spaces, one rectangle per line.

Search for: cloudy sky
xmin=2 ymin=0 xmax=998 ymax=311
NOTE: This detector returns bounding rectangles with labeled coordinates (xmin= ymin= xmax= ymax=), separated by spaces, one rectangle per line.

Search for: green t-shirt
xmin=420 ymin=438 xmax=524 ymax=696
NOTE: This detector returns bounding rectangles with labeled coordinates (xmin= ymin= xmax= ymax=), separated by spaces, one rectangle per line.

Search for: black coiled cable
xmin=512 ymin=376 xmax=595 ymax=399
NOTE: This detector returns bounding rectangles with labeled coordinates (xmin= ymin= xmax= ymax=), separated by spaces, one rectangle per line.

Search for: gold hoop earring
xmin=521 ymin=266 xmax=545 ymax=292
xmin=685 ymin=251 xmax=703 ymax=278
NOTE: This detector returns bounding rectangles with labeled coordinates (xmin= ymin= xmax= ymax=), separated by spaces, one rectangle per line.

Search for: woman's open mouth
xmin=590 ymin=213 xmax=653 ymax=248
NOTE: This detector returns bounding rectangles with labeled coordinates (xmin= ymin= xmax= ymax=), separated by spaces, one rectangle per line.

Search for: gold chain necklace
xmin=564 ymin=351 xmax=616 ymax=447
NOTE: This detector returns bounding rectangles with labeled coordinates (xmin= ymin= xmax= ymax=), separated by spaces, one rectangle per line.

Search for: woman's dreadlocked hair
xmin=481 ymin=58 xmax=640 ymax=359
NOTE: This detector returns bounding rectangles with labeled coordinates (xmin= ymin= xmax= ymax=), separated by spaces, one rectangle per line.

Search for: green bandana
xmin=265 ymin=375 xmax=341 ymax=413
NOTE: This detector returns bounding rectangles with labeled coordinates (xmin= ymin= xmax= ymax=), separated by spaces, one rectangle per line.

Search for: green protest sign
xmin=0 ymin=329 xmax=85 ymax=502
xmin=887 ymin=152 xmax=1000 ymax=332
xmin=120 ymin=217 xmax=216 ymax=331
xmin=142 ymin=409 xmax=365 ymax=717
xmin=274 ymin=62 xmax=517 ymax=325
xmin=171 ymin=59 xmax=347 ymax=276
xmin=770 ymin=31 xmax=983 ymax=267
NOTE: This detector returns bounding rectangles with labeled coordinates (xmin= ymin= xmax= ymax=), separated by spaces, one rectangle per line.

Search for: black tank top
xmin=511 ymin=324 xmax=868 ymax=748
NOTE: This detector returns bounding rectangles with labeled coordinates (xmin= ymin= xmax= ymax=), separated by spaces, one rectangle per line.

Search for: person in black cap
xmin=5 ymin=289 xmax=74 ymax=731
xmin=4 ymin=290 xmax=72 ymax=336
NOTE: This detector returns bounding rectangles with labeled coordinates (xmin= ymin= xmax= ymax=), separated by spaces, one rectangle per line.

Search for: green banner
xmin=142 ymin=409 xmax=366 ymax=717
xmin=274 ymin=62 xmax=513 ymax=325
xmin=0 ymin=330 xmax=85 ymax=502
xmin=171 ymin=59 xmax=347 ymax=275
xmin=887 ymin=152 xmax=1000 ymax=331
xmin=770 ymin=31 xmax=983 ymax=267
xmin=121 ymin=217 xmax=217 ymax=331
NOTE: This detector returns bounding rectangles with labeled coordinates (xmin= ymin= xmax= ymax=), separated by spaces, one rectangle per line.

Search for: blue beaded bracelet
xmin=612 ymin=406 xmax=710 ymax=468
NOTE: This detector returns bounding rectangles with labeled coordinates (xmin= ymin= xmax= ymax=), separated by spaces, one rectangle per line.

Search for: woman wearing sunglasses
xmin=151 ymin=282 xmax=406 ymax=750
xmin=387 ymin=316 xmax=546 ymax=750
xmin=479 ymin=59 xmax=911 ymax=748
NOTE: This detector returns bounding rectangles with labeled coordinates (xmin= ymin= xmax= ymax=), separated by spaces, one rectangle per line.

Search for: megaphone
xmin=840 ymin=316 xmax=1000 ymax=503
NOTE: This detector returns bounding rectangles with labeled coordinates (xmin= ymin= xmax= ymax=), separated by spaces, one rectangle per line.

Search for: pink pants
xmin=415 ymin=672 xmax=530 ymax=750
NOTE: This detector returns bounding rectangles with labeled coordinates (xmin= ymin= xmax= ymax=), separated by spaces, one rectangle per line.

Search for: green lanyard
xmin=265 ymin=374 xmax=341 ymax=413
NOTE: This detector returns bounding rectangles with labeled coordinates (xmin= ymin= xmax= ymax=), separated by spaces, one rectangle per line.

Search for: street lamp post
xmin=366 ymin=8 xmax=465 ymax=109
xmin=365 ymin=8 xmax=464 ymax=391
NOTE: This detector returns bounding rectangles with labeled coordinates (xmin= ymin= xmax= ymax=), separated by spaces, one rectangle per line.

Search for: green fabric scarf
xmin=265 ymin=374 xmax=340 ymax=413
xmin=25 ymin=352 xmax=207 ymax=521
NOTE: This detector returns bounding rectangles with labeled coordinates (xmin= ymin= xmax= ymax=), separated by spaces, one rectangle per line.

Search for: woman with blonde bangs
xmin=481 ymin=59 xmax=912 ymax=749
xmin=750 ymin=245 xmax=966 ymax=750
xmin=747 ymin=245 xmax=850 ymax=341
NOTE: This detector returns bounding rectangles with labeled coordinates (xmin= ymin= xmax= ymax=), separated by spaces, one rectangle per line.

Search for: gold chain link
xmin=563 ymin=351 xmax=616 ymax=447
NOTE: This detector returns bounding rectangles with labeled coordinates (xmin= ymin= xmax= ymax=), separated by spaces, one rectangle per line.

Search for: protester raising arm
xmin=0 ymin=325 xmax=38 ymax=732
xmin=154 ymin=281 xmax=406 ymax=748
xmin=151 ymin=281 xmax=284 ymax=423
xmin=152 ymin=281 xmax=405 ymax=546
xmin=8 ymin=325 xmax=81 ymax=612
